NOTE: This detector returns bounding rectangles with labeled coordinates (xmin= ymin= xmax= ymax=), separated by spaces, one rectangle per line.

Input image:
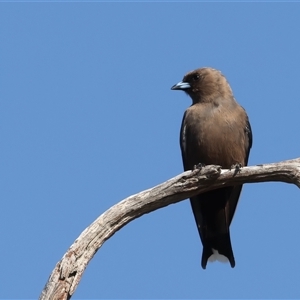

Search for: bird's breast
xmin=182 ymin=104 xmax=247 ymax=169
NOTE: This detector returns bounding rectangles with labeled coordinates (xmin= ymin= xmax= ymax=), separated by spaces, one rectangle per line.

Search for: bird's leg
xmin=193 ymin=163 xmax=206 ymax=171
xmin=230 ymin=163 xmax=242 ymax=176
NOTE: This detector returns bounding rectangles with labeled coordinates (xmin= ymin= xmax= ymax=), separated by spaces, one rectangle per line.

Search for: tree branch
xmin=39 ymin=158 xmax=300 ymax=300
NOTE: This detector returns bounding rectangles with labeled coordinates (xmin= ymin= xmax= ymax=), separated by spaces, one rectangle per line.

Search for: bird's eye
xmin=192 ymin=74 xmax=200 ymax=81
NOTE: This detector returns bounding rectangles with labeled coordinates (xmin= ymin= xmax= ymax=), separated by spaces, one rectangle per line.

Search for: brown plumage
xmin=171 ymin=67 xmax=252 ymax=269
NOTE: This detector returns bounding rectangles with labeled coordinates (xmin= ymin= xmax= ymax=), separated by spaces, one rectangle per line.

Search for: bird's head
xmin=171 ymin=67 xmax=233 ymax=104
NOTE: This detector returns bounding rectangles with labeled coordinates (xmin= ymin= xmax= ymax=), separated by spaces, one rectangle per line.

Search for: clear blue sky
xmin=1 ymin=2 xmax=300 ymax=299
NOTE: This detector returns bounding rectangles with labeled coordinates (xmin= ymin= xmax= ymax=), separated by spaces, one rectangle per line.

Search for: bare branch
xmin=39 ymin=158 xmax=300 ymax=300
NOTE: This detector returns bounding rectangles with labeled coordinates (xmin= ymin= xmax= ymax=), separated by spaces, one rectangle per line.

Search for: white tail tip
xmin=208 ymin=248 xmax=229 ymax=263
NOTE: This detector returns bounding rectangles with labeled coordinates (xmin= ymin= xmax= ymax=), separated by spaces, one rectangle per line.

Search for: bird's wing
xmin=245 ymin=115 xmax=253 ymax=164
xmin=226 ymin=113 xmax=253 ymax=225
xmin=179 ymin=111 xmax=189 ymax=170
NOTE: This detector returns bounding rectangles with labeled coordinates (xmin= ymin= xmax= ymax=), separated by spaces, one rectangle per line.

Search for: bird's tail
xmin=190 ymin=188 xmax=237 ymax=270
xmin=201 ymin=232 xmax=235 ymax=269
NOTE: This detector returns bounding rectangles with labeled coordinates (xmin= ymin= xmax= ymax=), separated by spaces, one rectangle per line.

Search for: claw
xmin=193 ymin=163 xmax=206 ymax=171
xmin=230 ymin=163 xmax=242 ymax=176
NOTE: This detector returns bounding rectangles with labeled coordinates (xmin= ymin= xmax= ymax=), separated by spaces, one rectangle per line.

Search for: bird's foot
xmin=230 ymin=163 xmax=242 ymax=176
xmin=193 ymin=163 xmax=206 ymax=171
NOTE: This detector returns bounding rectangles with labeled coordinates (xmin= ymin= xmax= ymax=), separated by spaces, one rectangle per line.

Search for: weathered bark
xmin=39 ymin=158 xmax=300 ymax=300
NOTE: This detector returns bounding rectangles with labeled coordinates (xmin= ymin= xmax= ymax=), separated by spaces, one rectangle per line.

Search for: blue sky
xmin=2 ymin=2 xmax=300 ymax=299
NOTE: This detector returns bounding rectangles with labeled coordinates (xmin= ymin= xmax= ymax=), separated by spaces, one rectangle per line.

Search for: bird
xmin=171 ymin=67 xmax=252 ymax=269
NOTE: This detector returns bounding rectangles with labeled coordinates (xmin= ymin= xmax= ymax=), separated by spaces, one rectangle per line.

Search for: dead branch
xmin=39 ymin=158 xmax=300 ymax=300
